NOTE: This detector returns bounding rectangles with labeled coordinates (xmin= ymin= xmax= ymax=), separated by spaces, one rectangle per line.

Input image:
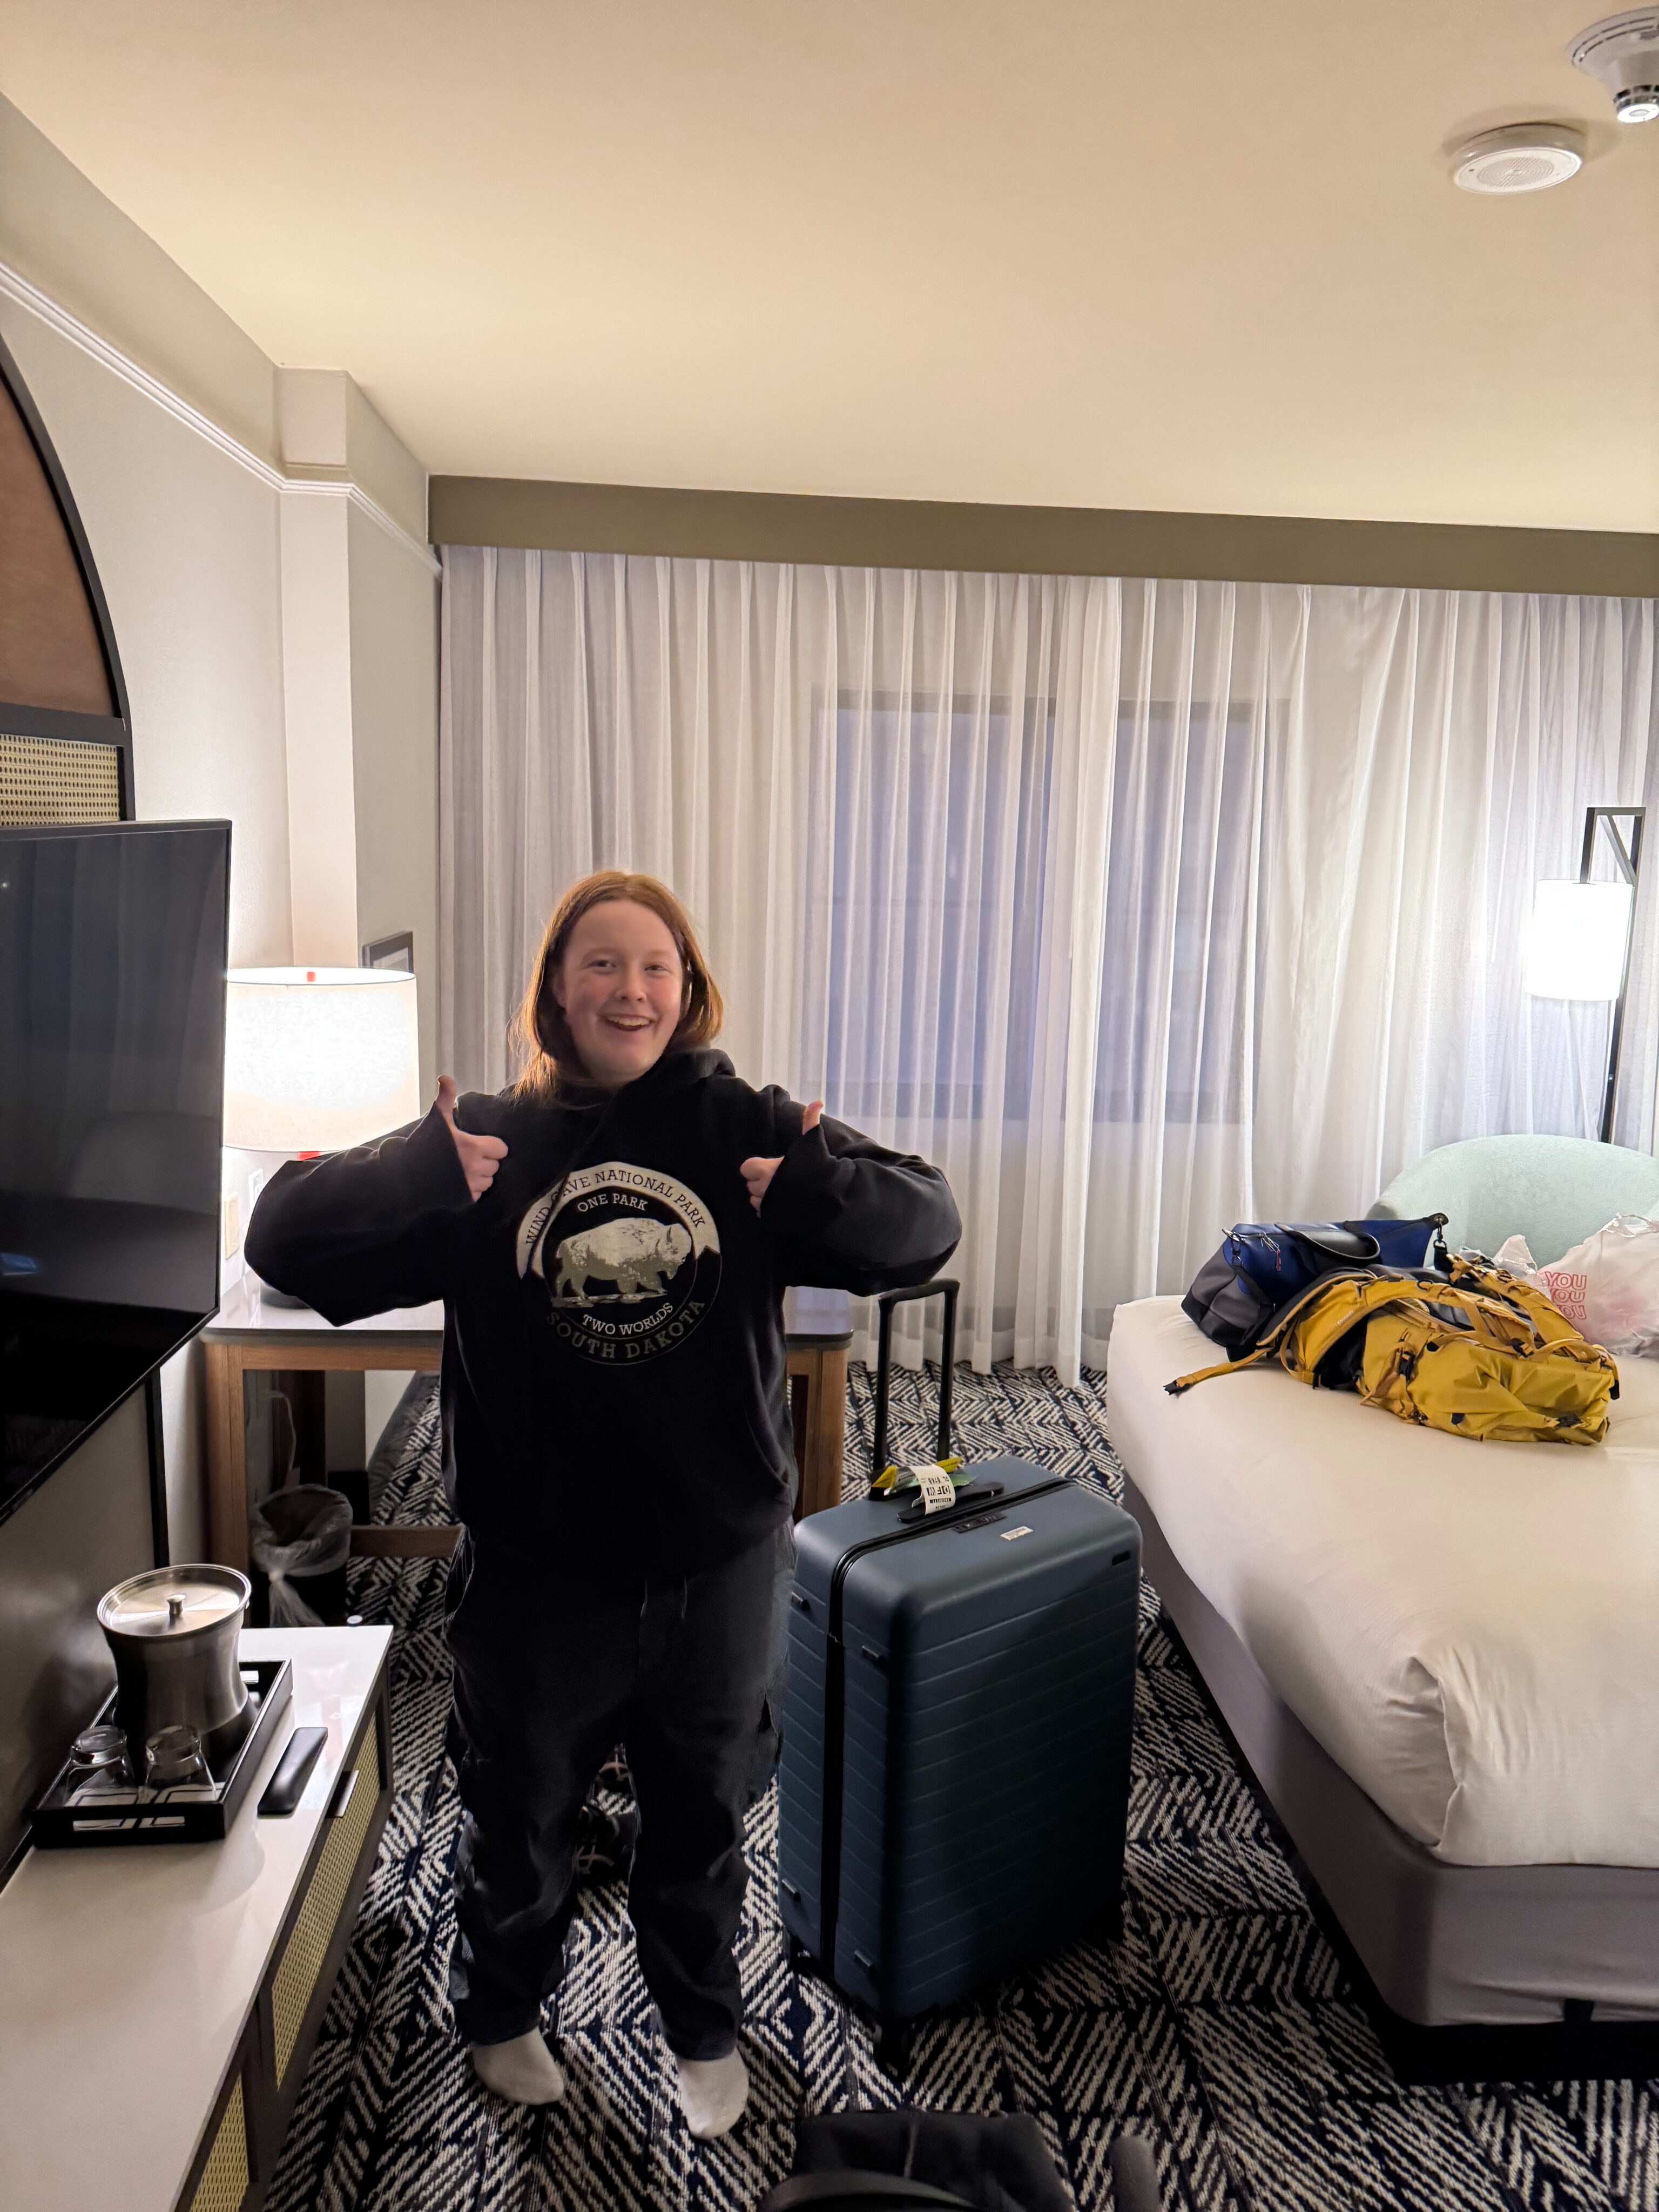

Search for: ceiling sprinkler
xmin=1570 ymin=9 xmax=1659 ymax=124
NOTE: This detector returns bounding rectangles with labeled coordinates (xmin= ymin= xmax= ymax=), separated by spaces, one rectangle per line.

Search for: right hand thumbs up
xmin=436 ymin=1075 xmax=509 ymax=1202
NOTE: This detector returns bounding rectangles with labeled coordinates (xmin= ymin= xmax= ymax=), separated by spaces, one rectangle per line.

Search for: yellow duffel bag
xmin=1167 ymin=1254 xmax=1617 ymax=1446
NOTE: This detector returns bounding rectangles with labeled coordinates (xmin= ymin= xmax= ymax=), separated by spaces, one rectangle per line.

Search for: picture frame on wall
xmin=360 ymin=931 xmax=414 ymax=972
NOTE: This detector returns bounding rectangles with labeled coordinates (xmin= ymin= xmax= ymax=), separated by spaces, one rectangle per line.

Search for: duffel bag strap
xmin=1166 ymin=1264 xmax=1487 ymax=1399
xmin=757 ymin=2175 xmax=980 ymax=2210
xmin=1165 ymin=1267 xmax=1371 ymax=1397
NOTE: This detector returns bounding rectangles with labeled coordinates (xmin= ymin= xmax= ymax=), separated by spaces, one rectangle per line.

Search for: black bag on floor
xmin=777 ymin=1280 xmax=1141 ymax=2069
xmin=757 ymin=2111 xmax=1072 ymax=2212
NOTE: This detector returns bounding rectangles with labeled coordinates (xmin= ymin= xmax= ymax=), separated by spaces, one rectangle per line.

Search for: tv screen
xmin=0 ymin=819 xmax=230 ymax=1523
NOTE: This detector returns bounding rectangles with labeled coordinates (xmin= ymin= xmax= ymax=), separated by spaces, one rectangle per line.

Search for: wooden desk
xmin=202 ymin=1279 xmax=850 ymax=1572
xmin=0 ymin=1626 xmax=392 ymax=2212
xmin=202 ymin=1281 xmax=443 ymax=1572
xmin=785 ymin=1331 xmax=853 ymax=1520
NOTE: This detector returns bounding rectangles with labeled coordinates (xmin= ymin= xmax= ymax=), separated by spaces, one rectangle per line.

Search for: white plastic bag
xmin=1494 ymin=1215 xmax=1659 ymax=1357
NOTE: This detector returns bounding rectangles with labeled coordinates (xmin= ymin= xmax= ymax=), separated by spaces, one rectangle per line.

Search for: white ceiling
xmin=2 ymin=0 xmax=1656 ymax=530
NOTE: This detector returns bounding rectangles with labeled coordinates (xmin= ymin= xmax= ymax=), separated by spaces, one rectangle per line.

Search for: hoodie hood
xmin=554 ymin=1045 xmax=735 ymax=1110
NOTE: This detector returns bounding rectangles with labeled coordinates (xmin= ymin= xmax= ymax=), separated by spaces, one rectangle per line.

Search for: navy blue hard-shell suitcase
xmin=777 ymin=1280 xmax=1141 ymax=2065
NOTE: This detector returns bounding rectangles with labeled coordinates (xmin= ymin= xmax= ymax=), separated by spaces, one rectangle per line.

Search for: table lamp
xmin=224 ymin=967 xmax=420 ymax=1300
xmin=1523 ymin=806 xmax=1644 ymax=1143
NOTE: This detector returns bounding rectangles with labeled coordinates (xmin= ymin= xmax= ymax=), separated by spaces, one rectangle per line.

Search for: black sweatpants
xmin=444 ymin=1522 xmax=792 ymax=2055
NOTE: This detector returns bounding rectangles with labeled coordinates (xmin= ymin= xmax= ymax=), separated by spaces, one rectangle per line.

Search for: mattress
xmin=1107 ymin=1297 xmax=1659 ymax=1868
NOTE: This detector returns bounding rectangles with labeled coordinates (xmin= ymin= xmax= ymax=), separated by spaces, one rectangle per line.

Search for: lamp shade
xmin=1523 ymin=880 xmax=1635 ymax=1001
xmin=224 ymin=967 xmax=420 ymax=1151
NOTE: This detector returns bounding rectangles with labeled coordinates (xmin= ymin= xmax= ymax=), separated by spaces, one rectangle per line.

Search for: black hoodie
xmin=244 ymin=1049 xmax=960 ymax=1575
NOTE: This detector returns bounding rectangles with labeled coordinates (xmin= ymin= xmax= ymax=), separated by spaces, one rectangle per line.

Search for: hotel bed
xmin=1107 ymin=1295 xmax=1659 ymax=2056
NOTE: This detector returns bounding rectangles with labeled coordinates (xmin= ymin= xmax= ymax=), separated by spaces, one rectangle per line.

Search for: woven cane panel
xmin=187 ymin=2075 xmax=248 ymax=2212
xmin=0 ymin=731 xmax=120 ymax=824
xmin=271 ymin=1728 xmax=382 ymax=2085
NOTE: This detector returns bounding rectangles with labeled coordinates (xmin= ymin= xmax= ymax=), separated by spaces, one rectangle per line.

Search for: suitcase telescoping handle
xmin=869 ymin=1278 xmax=959 ymax=1489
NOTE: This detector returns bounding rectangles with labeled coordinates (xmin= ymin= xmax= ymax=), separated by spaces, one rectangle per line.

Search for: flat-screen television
xmin=0 ymin=819 xmax=231 ymax=1525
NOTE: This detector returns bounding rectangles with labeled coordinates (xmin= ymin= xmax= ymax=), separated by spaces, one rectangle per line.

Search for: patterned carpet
xmin=267 ymin=1366 xmax=1659 ymax=2212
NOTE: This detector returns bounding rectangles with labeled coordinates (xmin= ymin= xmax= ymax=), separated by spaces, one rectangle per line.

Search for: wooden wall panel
xmin=0 ymin=374 xmax=112 ymax=717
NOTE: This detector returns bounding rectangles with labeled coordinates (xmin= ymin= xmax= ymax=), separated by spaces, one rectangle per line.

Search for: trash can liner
xmin=249 ymin=1484 xmax=353 ymax=1628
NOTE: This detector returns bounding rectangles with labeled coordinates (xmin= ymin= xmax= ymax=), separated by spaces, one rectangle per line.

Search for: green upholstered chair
xmin=1370 ymin=1134 xmax=1659 ymax=1266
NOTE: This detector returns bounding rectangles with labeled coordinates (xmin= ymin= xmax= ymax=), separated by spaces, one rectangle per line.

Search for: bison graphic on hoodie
xmin=246 ymin=1048 xmax=960 ymax=1577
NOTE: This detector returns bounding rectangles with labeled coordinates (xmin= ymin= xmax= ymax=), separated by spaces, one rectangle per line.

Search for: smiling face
xmin=552 ymin=898 xmax=686 ymax=1088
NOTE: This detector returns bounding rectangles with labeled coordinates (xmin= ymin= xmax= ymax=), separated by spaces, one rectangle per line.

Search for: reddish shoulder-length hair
xmin=510 ymin=870 xmax=724 ymax=1100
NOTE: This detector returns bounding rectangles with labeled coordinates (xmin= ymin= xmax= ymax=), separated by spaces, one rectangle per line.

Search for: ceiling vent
xmin=1451 ymin=123 xmax=1587 ymax=192
xmin=1570 ymin=9 xmax=1659 ymax=124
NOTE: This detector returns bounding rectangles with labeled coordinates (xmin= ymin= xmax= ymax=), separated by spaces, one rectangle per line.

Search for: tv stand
xmin=0 ymin=1626 xmax=392 ymax=2211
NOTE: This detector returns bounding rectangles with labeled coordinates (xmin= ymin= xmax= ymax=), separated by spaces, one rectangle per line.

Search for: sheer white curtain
xmin=441 ymin=550 xmax=1658 ymax=1380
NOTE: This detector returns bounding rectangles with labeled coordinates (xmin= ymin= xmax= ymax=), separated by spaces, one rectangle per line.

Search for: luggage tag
xmin=872 ymin=1453 xmax=963 ymax=1495
xmin=907 ymin=1463 xmax=957 ymax=1515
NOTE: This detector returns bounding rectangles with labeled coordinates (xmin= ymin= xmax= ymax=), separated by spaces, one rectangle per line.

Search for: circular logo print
xmin=515 ymin=1161 xmax=721 ymax=1365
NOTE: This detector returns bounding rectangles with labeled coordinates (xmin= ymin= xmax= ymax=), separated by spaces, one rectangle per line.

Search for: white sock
xmin=470 ymin=2028 xmax=567 ymax=2105
xmin=673 ymin=2047 xmax=750 ymax=2140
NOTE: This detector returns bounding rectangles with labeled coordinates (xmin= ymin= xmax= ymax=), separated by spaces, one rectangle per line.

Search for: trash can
xmin=249 ymin=1484 xmax=354 ymax=1626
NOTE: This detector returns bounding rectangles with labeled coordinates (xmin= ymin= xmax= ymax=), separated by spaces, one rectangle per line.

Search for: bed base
xmin=1124 ymin=1473 xmax=1659 ymax=2085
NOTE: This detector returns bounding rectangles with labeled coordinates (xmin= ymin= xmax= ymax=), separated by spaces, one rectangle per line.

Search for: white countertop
xmin=207 ymin=1273 xmax=444 ymax=1336
xmin=205 ymin=1276 xmax=844 ymax=1340
xmin=0 ymin=1625 xmax=392 ymax=2212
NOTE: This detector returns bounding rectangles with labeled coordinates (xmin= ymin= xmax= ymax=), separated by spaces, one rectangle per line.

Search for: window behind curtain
xmin=817 ymin=694 xmax=1263 ymax=1130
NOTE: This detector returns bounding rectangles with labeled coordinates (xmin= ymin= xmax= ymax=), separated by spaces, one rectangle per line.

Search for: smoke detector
xmin=1571 ymin=9 xmax=1659 ymax=124
xmin=1450 ymin=123 xmax=1586 ymax=191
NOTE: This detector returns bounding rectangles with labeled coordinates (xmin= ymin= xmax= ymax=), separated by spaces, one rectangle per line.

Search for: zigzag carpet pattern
xmin=267 ymin=1366 xmax=1659 ymax=2212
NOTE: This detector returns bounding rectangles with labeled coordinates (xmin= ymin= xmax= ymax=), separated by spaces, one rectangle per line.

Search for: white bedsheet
xmin=1107 ymin=1297 xmax=1659 ymax=1867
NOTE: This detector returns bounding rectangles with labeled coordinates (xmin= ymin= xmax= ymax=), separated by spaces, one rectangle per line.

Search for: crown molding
xmin=286 ymin=476 xmax=441 ymax=575
xmin=0 ymin=259 xmax=438 ymax=575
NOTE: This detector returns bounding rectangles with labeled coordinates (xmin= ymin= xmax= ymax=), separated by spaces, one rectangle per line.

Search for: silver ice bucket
xmin=97 ymin=1564 xmax=252 ymax=1778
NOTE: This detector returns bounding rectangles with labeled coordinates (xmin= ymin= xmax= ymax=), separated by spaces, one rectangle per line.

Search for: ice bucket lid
xmin=98 ymin=1564 xmax=251 ymax=1639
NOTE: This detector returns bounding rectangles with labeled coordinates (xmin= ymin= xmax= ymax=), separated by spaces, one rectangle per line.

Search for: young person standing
xmin=246 ymin=872 xmax=960 ymax=2137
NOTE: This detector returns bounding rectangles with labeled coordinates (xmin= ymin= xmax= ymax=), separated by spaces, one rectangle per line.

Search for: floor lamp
xmin=1524 ymin=806 xmax=1645 ymax=1145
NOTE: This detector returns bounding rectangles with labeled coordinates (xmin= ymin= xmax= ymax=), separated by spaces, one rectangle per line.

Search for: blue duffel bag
xmin=1182 ymin=1213 xmax=1448 ymax=1358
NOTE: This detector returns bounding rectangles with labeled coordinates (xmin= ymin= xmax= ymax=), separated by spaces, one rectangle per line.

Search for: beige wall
xmin=278 ymin=362 xmax=428 ymax=551
xmin=347 ymin=499 xmax=440 ymax=1098
xmin=1 ymin=93 xmax=277 ymax=465
xmin=1 ymin=102 xmax=439 ymax=1556
xmin=279 ymin=489 xmax=360 ymax=965
xmin=275 ymin=375 xmax=440 ymax=1094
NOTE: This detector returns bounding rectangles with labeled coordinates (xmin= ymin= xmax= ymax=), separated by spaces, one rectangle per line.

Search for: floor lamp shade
xmin=224 ymin=967 xmax=420 ymax=1151
xmin=1522 ymin=880 xmax=1634 ymax=1001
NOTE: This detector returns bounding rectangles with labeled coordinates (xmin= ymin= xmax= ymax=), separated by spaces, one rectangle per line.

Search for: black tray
xmin=29 ymin=1658 xmax=293 ymax=1848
